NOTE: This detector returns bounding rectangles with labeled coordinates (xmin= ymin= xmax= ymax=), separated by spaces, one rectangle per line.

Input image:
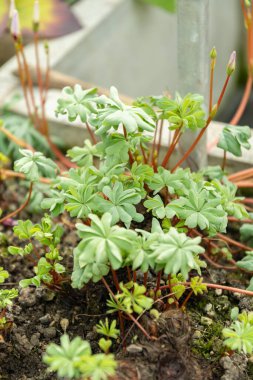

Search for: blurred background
xmin=0 ymin=0 xmax=249 ymax=125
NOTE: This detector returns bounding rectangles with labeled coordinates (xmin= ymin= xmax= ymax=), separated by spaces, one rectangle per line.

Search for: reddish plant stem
xmin=201 ymin=252 xmax=237 ymax=271
xmin=126 ymin=267 xmax=132 ymax=282
xmin=157 ymin=119 xmax=164 ymax=157
xmin=111 ymin=268 xmax=120 ymax=292
xmin=133 ymin=271 xmax=137 ymax=282
xmin=228 ymin=168 xmax=253 ymax=182
xmin=159 ymin=282 xmax=253 ymax=297
xmin=151 ymin=121 xmax=159 ymax=166
xmin=0 ymin=169 xmax=51 ymax=184
xmin=230 ymin=76 xmax=253 ymax=125
xmin=209 ymin=61 xmax=215 ymax=114
xmin=172 ymin=74 xmax=231 ymax=172
xmin=46 ymin=137 xmax=77 ymax=169
xmin=86 ymin=122 xmax=97 ymax=144
xmin=123 ymin=126 xmax=134 ymax=165
xmin=143 ymin=272 xmax=148 ymax=288
xmin=101 ymin=276 xmax=151 ymax=339
xmin=181 ymin=290 xmax=193 ymax=309
xmin=19 ymin=44 xmax=41 ymax=130
xmin=0 ymin=182 xmax=33 ymax=224
xmin=228 ymin=216 xmax=253 ymax=224
xmin=161 ymin=127 xmax=182 ymax=168
xmin=0 ymin=126 xmax=35 ymax=151
xmin=216 ymin=232 xmax=253 ymax=251
xmin=34 ymin=31 xmax=48 ymax=136
xmin=234 ymin=181 xmax=253 ymax=188
xmin=15 ymin=48 xmax=34 ymax=124
xmin=242 ymin=198 xmax=253 ymax=204
xmin=155 ymin=271 xmax=162 ymax=296
xmin=140 ymin=143 xmax=148 ymax=164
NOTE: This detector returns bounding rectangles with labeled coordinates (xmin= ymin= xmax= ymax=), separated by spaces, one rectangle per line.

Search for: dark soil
xmin=0 ymin=181 xmax=252 ymax=380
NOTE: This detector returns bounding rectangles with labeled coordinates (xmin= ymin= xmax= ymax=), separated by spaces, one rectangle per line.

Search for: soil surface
xmin=0 ymin=181 xmax=253 ymax=380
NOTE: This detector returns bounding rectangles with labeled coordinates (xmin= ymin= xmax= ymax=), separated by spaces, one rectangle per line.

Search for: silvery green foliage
xmin=217 ymin=125 xmax=251 ymax=157
xmin=223 ymin=311 xmax=253 ymax=354
xmin=56 ymin=85 xmax=98 ymax=122
xmin=93 ymin=181 xmax=144 ymax=227
xmin=149 ymin=227 xmax=205 ymax=278
xmin=71 ymin=213 xmax=137 ymax=288
xmin=90 ymin=86 xmax=156 ymax=135
xmin=14 ymin=149 xmax=58 ymax=182
xmin=44 ymin=335 xmax=117 ymax=379
xmin=44 ymin=335 xmax=91 ymax=378
xmin=156 ymin=93 xmax=205 ymax=131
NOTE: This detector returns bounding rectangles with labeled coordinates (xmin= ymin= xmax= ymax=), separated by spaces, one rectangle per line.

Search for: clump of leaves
xmin=43 ymin=334 xmax=117 ymax=380
xmin=0 ymin=267 xmax=18 ymax=330
xmin=107 ymin=282 xmax=153 ymax=315
xmin=223 ymin=308 xmax=253 ymax=354
xmin=217 ymin=125 xmax=251 ymax=157
xmin=96 ymin=319 xmax=119 ymax=353
xmin=8 ymin=215 xmax=65 ymax=289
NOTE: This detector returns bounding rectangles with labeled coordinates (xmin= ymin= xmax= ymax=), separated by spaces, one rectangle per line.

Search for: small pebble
xmin=215 ymin=289 xmax=222 ymax=296
xmin=200 ymin=316 xmax=213 ymax=326
xmin=126 ymin=344 xmax=143 ymax=353
xmin=39 ymin=314 xmax=51 ymax=325
xmin=60 ymin=318 xmax=69 ymax=333
xmin=42 ymin=327 xmax=57 ymax=339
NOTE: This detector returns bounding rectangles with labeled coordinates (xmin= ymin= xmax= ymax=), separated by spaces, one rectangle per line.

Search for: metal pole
xmin=177 ymin=0 xmax=209 ymax=169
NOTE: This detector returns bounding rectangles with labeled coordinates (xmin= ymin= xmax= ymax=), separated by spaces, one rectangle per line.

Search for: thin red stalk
xmin=19 ymin=44 xmax=41 ymax=129
xmin=229 ymin=168 xmax=253 ymax=181
xmin=1 ymin=169 xmax=51 ymax=184
xmin=140 ymin=143 xmax=148 ymax=164
xmin=34 ymin=31 xmax=47 ymax=136
xmin=101 ymin=276 xmax=151 ymax=339
xmin=155 ymin=271 xmax=162 ymax=296
xmin=86 ymin=122 xmax=97 ymax=144
xmin=157 ymin=119 xmax=164 ymax=157
xmin=143 ymin=272 xmax=148 ymax=288
xmin=0 ymin=126 xmax=35 ymax=151
xmin=172 ymin=74 xmax=231 ymax=172
xmin=46 ymin=137 xmax=77 ymax=169
xmin=202 ymin=252 xmax=237 ymax=271
xmin=123 ymin=126 xmax=134 ymax=165
xmin=234 ymin=181 xmax=253 ymax=188
xmin=228 ymin=216 xmax=253 ymax=223
xmin=209 ymin=62 xmax=214 ymax=114
xmin=181 ymin=290 xmax=193 ymax=309
xmin=160 ymin=282 xmax=253 ymax=297
xmin=126 ymin=267 xmax=132 ymax=282
xmin=0 ymin=182 xmax=33 ymax=223
xmin=111 ymin=268 xmax=120 ymax=292
xmin=230 ymin=76 xmax=252 ymax=125
xmin=161 ymin=127 xmax=182 ymax=168
xmin=133 ymin=271 xmax=137 ymax=282
xmin=151 ymin=121 xmax=159 ymax=165
xmin=15 ymin=48 xmax=34 ymax=124
xmin=217 ymin=232 xmax=253 ymax=251
xmin=242 ymin=198 xmax=253 ymax=204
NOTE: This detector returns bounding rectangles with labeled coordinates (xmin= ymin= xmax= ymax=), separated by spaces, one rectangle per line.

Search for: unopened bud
xmin=210 ymin=103 xmax=218 ymax=119
xmin=33 ymin=0 xmax=40 ymax=31
xmin=210 ymin=46 xmax=217 ymax=59
xmin=226 ymin=51 xmax=236 ymax=76
xmin=9 ymin=0 xmax=16 ymax=19
xmin=11 ymin=9 xmax=21 ymax=40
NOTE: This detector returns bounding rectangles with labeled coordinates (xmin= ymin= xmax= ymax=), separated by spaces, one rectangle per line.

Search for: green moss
xmin=191 ymin=321 xmax=225 ymax=360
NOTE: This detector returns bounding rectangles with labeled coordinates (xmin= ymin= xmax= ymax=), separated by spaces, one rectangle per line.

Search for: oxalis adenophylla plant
xmin=2 ymin=48 xmax=253 ymax=376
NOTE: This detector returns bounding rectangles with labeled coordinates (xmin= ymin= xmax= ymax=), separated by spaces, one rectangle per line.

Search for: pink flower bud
xmin=11 ymin=9 xmax=20 ymax=39
xmin=226 ymin=51 xmax=236 ymax=76
xmin=33 ymin=0 xmax=40 ymax=24
xmin=9 ymin=0 xmax=16 ymax=19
